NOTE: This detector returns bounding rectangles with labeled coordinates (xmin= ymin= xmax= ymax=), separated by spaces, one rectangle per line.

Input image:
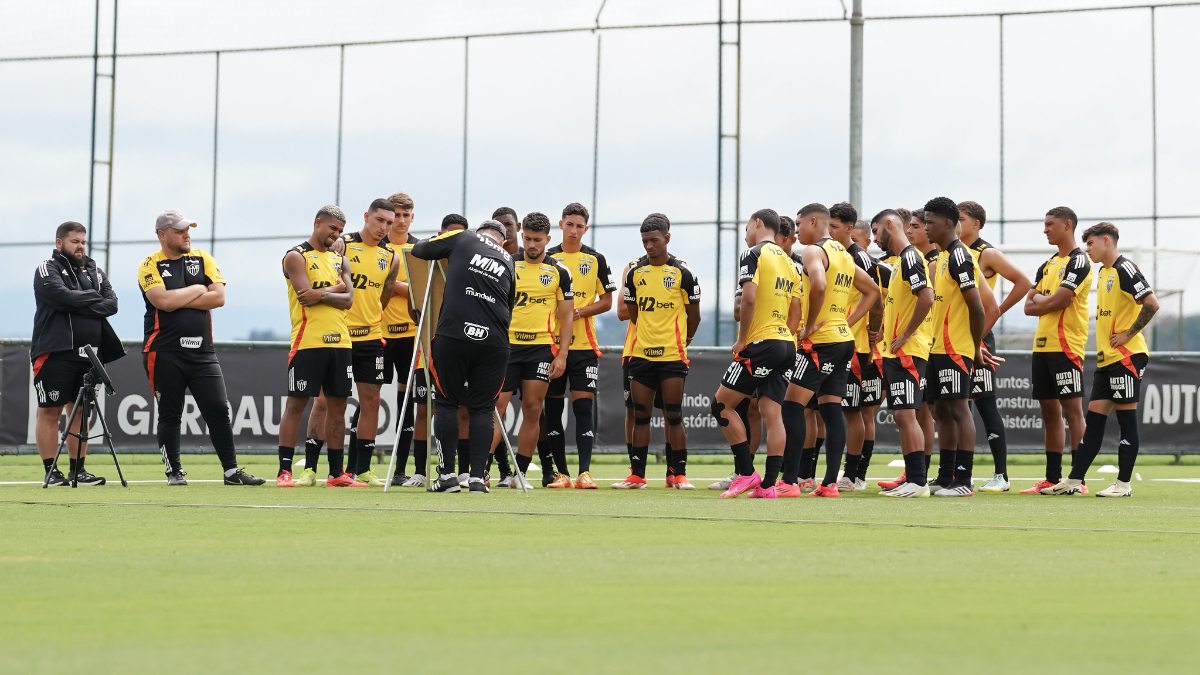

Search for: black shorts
xmin=882 ymin=356 xmax=927 ymax=410
xmin=503 ymin=344 xmax=555 ymax=392
xmin=383 ymin=336 xmax=416 ymax=385
xmin=926 ymin=353 xmax=974 ymax=400
xmin=350 ymin=339 xmax=386 ymax=385
xmin=32 ymin=352 xmax=91 ymax=408
xmin=429 ymin=336 xmax=508 ymax=413
xmin=548 ymin=350 xmax=599 ymax=396
xmin=1091 ymin=353 xmax=1147 ymax=404
xmin=721 ymin=339 xmax=794 ymax=404
xmin=858 ymin=353 xmax=883 ymax=407
xmin=627 ymin=357 xmax=688 ymax=389
xmin=288 ymin=347 xmax=353 ymax=398
xmin=1032 ymin=351 xmax=1083 ymax=400
xmin=789 ymin=340 xmax=854 ymax=399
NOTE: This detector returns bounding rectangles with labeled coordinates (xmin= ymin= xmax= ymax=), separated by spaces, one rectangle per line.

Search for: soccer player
xmin=827 ymin=204 xmax=884 ymax=493
xmin=413 ymin=219 xmax=516 ymax=493
xmin=1021 ymin=206 xmax=1091 ymax=494
xmin=614 ymin=213 xmax=701 ymax=489
xmin=275 ymin=206 xmax=355 ymax=487
xmin=873 ymin=209 xmax=936 ymax=497
xmin=1043 ymin=223 xmax=1157 ymax=497
xmin=137 ymin=210 xmax=263 ymax=486
xmin=32 ymin=221 xmax=123 ymax=487
xmin=923 ymin=198 xmax=987 ymax=497
xmin=710 ymin=209 xmax=801 ymax=498
xmin=546 ymin=203 xmax=615 ymax=489
xmin=302 ymin=199 xmax=400 ymax=487
xmin=495 ymin=212 xmax=574 ymax=486
xmin=493 ymin=206 xmax=522 ymax=256
xmin=761 ymin=203 xmax=879 ymax=499
xmin=957 ymin=200 xmax=1033 ymax=492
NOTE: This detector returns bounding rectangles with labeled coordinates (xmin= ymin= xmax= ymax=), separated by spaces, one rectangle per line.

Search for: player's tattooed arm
xmin=1113 ymin=292 xmax=1160 ymax=347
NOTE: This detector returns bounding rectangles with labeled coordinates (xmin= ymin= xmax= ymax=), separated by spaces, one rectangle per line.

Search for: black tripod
xmin=42 ymin=369 xmax=128 ymax=488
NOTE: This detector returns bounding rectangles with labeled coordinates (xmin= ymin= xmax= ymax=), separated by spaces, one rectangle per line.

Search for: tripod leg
xmin=93 ymin=399 xmax=127 ymax=487
xmin=42 ymin=387 xmax=85 ymax=489
xmin=494 ymin=408 xmax=528 ymax=494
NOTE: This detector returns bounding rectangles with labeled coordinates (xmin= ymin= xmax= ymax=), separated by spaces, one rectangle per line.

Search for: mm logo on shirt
xmin=643 ymin=346 xmax=665 ymax=357
xmin=775 ymin=277 xmax=794 ymax=292
xmin=322 ymin=333 xmax=342 ymax=344
xmin=464 ymin=322 xmax=490 ymax=340
xmin=179 ymin=337 xmax=202 ymax=349
xmin=469 ymin=253 xmax=507 ymax=276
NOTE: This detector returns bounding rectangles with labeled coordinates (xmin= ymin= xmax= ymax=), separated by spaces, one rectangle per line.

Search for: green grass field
xmin=2 ymin=452 xmax=1200 ymax=674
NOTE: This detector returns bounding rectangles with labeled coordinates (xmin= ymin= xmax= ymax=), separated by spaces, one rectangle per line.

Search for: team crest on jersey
xmin=1107 ymin=278 xmax=1114 ymax=291
xmin=186 ymin=259 xmax=200 ymax=276
xmin=662 ymin=276 xmax=676 ymax=290
xmin=377 ymin=256 xmax=388 ymax=271
xmin=578 ymin=261 xmax=592 ymax=276
xmin=539 ymin=273 xmax=554 ymax=287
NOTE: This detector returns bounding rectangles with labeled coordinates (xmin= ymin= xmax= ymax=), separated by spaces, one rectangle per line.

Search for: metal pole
xmin=335 ymin=44 xmax=344 ymax=205
xmin=591 ymin=1 xmax=607 ymax=249
xmin=715 ymin=1 xmax=723 ymax=344
xmin=1150 ymin=6 xmax=1159 ymax=350
xmin=210 ymin=51 xmax=220 ymax=254
xmin=998 ymin=15 xmax=1005 ymax=245
xmin=848 ymin=0 xmax=863 ymax=212
xmin=462 ymin=37 xmax=469 ymax=214
xmin=87 ymin=0 xmax=99 ymax=258
xmin=734 ymin=0 xmax=742 ymax=262
xmin=102 ymin=0 xmax=117 ymax=272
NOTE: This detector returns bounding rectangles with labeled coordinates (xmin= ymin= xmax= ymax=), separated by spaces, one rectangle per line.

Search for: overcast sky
xmin=2 ymin=0 xmax=1198 ymax=342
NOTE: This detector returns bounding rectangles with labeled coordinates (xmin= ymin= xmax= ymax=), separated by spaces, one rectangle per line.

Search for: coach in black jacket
xmin=31 ymin=221 xmax=124 ymax=486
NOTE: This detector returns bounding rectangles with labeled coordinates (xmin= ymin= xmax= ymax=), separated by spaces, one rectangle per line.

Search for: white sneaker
xmin=708 ymin=473 xmax=734 ymax=490
xmin=853 ymin=478 xmax=867 ymax=492
xmin=881 ymin=482 xmax=930 ymax=498
xmin=934 ymin=481 xmax=975 ymax=497
xmin=978 ymin=473 xmax=1010 ymax=492
xmin=457 ymin=472 xmax=470 ymax=489
xmin=836 ymin=476 xmax=857 ymax=492
xmin=400 ymin=474 xmax=426 ymax=488
xmin=1097 ymin=479 xmax=1132 ymax=497
xmin=510 ymin=473 xmax=535 ymax=490
xmin=497 ymin=474 xmax=515 ymax=488
xmin=798 ymin=478 xmax=817 ymax=493
xmin=1040 ymin=478 xmax=1082 ymax=495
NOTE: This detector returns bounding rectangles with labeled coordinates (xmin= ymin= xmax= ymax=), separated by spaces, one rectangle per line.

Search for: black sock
xmin=69 ymin=457 xmax=78 ymax=474
xmin=761 ymin=455 xmax=784 ymax=489
xmin=818 ymin=403 xmax=845 ymax=487
xmin=494 ymin=438 xmax=512 ymax=476
xmin=731 ymin=441 xmax=754 ymax=477
xmin=357 ymin=438 xmax=375 ymax=474
xmin=517 ymin=453 xmax=532 ymax=474
xmin=545 ymin=397 xmax=569 ymax=476
xmin=664 ymin=442 xmax=675 ymax=478
xmin=630 ymin=446 xmax=648 ymax=478
xmin=457 ymin=439 xmax=471 ymax=475
xmin=1046 ymin=451 xmax=1063 ymax=483
xmin=734 ymin=398 xmax=752 ymax=446
xmin=810 ymin=437 xmax=825 ymax=478
xmin=327 ymin=447 xmax=344 ymax=478
xmin=1115 ymin=408 xmax=1140 ymax=483
xmin=937 ymin=449 xmax=956 ymax=483
xmin=975 ymin=396 xmax=1008 ymax=478
xmin=857 ymin=439 xmax=874 ymax=482
xmin=844 ymin=453 xmax=861 ymax=483
xmin=304 ymin=437 xmax=323 ymax=472
xmin=782 ymin=400 xmax=806 ymax=484
xmin=923 ymin=453 xmax=931 ymax=472
xmin=43 ymin=457 xmax=54 ymax=472
xmin=799 ymin=448 xmax=817 ymax=480
xmin=395 ymin=392 xmax=415 ymax=475
xmin=673 ymin=446 xmax=688 ymax=477
xmin=346 ymin=408 xmax=360 ymax=475
xmin=573 ymin=398 xmax=595 ymax=474
xmin=413 ymin=440 xmax=428 ymax=475
xmin=955 ymin=449 xmax=974 ymax=485
xmin=537 ymin=439 xmax=556 ymax=478
xmin=76 ymin=456 xmax=85 ymax=472
xmin=903 ymin=451 xmax=927 ymax=486
xmin=1068 ymin=410 xmax=1109 ymax=480
xmin=278 ymin=446 xmax=294 ymax=476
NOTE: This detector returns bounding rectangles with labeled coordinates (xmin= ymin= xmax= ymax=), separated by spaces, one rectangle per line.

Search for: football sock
xmin=456 ymin=439 xmax=471 ymax=475
xmin=545 ymin=397 xmax=569 ymax=475
xmin=923 ymin=453 xmax=932 ymax=472
xmin=857 ymin=439 xmax=874 ymax=482
xmin=573 ymin=398 xmax=595 ymax=474
xmin=43 ymin=457 xmax=54 ymax=472
xmin=1068 ymin=410 xmax=1109 ymax=480
xmin=798 ymin=448 xmax=817 ymax=480
xmin=327 ymin=447 xmax=344 ymax=478
xmin=810 ymin=437 xmax=825 ymax=478
xmin=844 ymin=453 xmax=861 ymax=484
xmin=975 ymin=396 xmax=1008 ymax=478
xmin=761 ymin=455 xmax=783 ymax=489
xmin=278 ymin=446 xmax=293 ymax=476
xmin=731 ymin=441 xmax=754 ymax=477
xmin=357 ymin=438 xmax=375 ymax=474
xmin=76 ymin=456 xmax=85 ymax=472
xmin=630 ymin=446 xmax=648 ymax=478
xmin=937 ymin=449 xmax=956 ymax=483
xmin=818 ymin=403 xmax=845 ymax=487
xmin=304 ymin=437 xmax=323 ymax=472
xmin=1115 ymin=408 xmax=1140 ymax=483
xmin=413 ymin=440 xmax=428 ymax=475
xmin=781 ymin=400 xmax=806 ymax=484
xmin=903 ymin=451 xmax=927 ymax=487
xmin=346 ymin=408 xmax=360 ymax=474
xmin=516 ymin=453 xmax=532 ymax=474
xmin=673 ymin=447 xmax=688 ymax=477
xmin=1046 ymin=451 xmax=1063 ymax=484
xmin=494 ymin=438 xmax=512 ymax=476
xmin=955 ymin=448 xmax=973 ymax=485
xmin=69 ymin=457 xmax=78 ymax=474
xmin=537 ymin=439 xmax=555 ymax=478
xmin=665 ymin=442 xmax=675 ymax=478
xmin=734 ymin=398 xmax=752 ymax=447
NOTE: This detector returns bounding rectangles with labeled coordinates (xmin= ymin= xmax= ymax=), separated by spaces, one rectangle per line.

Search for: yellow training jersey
xmin=1033 ymin=248 xmax=1092 ymax=363
xmin=804 ymin=238 xmax=855 ymax=345
xmin=623 ymin=255 xmax=700 ymax=362
xmin=341 ymin=232 xmax=394 ymax=342
xmin=930 ymin=240 xmax=982 ymax=367
xmin=873 ymin=250 xmax=899 ymax=359
xmin=382 ymin=233 xmax=419 ymax=340
xmin=882 ymin=246 xmax=933 ymax=360
xmin=737 ymin=241 xmax=802 ymax=343
xmin=620 ymin=259 xmax=641 ymax=361
xmin=847 ymin=243 xmax=881 ymax=354
xmin=966 ymin=238 xmax=999 ymax=290
xmin=509 ymin=254 xmax=574 ymax=347
xmin=1095 ymin=255 xmax=1153 ymax=369
xmin=285 ymin=242 xmax=350 ymax=358
xmin=548 ymin=244 xmax=616 ymax=355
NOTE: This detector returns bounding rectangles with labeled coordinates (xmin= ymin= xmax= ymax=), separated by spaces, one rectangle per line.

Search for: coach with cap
xmin=136 ymin=210 xmax=264 ymax=486
xmin=31 ymin=221 xmax=124 ymax=486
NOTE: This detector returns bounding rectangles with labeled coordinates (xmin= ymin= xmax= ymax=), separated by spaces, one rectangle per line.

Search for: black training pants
xmin=143 ymin=350 xmax=238 ymax=471
xmin=429 ymin=336 xmax=508 ymax=479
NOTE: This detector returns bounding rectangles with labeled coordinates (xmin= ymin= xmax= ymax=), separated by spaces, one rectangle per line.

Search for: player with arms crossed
xmin=1022 ymin=206 xmax=1092 ymax=494
xmin=276 ymin=206 xmax=355 ymax=487
xmin=1043 ymin=223 xmax=1158 ymax=497
xmin=710 ymin=209 xmax=801 ymax=498
xmin=615 ymin=214 xmax=701 ymax=489
xmin=494 ymin=212 xmax=574 ymax=487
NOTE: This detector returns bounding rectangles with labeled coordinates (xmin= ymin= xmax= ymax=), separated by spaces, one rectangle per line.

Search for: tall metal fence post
xmin=462 ymin=37 xmax=469 ymax=215
xmin=849 ymin=0 xmax=863 ymax=211
xmin=335 ymin=44 xmax=345 ymax=205
xmin=210 ymin=51 xmax=220 ymax=254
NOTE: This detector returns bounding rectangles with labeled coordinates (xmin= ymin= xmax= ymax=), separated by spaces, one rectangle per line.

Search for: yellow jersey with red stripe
xmin=966 ymin=238 xmax=999 ymax=290
xmin=847 ymin=243 xmax=884 ymax=354
xmin=737 ymin=241 xmax=802 ymax=343
xmin=1033 ymin=248 xmax=1092 ymax=363
xmin=285 ymin=242 xmax=349 ymax=357
xmin=873 ymin=250 xmax=899 ymax=359
xmin=1095 ymin=256 xmax=1152 ymax=369
xmin=805 ymin=238 xmax=855 ymax=344
xmin=382 ymin=233 xmax=419 ymax=340
xmin=548 ymin=244 xmax=616 ymax=355
xmin=623 ymin=255 xmax=700 ymax=362
xmin=882 ymin=246 xmax=933 ymax=360
xmin=341 ymin=232 xmax=394 ymax=342
xmin=930 ymin=241 xmax=981 ymax=368
xmin=509 ymin=255 xmax=573 ymax=346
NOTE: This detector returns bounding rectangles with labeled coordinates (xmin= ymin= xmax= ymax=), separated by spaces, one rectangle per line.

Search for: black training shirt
xmin=412 ymin=229 xmax=516 ymax=347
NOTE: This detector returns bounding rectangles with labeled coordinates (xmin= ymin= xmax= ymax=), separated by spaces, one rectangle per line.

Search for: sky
xmin=2 ymin=0 xmax=1198 ymax=344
